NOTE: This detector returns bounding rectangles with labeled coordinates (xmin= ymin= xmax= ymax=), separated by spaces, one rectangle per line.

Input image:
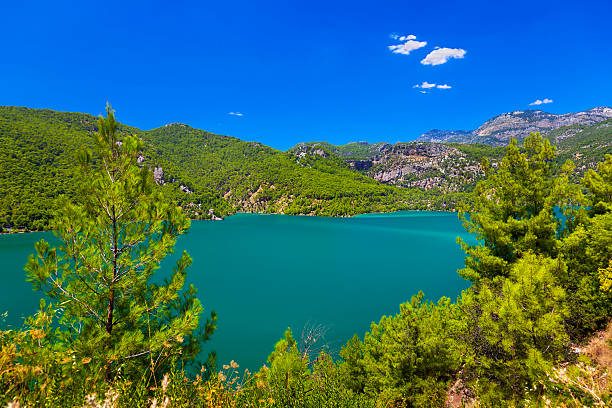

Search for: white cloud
xmin=529 ymin=98 xmax=553 ymax=106
xmin=420 ymin=90 xmax=428 ymax=94
xmin=420 ymin=47 xmax=466 ymax=65
xmin=413 ymin=82 xmax=452 ymax=90
xmin=391 ymin=34 xmax=417 ymax=41
xmin=388 ymin=39 xmax=427 ymax=55
xmin=228 ymin=112 xmax=244 ymax=116
xmin=414 ymin=81 xmax=437 ymax=89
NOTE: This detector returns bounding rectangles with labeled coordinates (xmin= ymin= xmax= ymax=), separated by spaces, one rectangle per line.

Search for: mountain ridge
xmin=416 ymin=107 xmax=612 ymax=145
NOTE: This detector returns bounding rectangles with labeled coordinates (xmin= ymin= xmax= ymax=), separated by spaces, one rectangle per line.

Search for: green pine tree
xmin=583 ymin=153 xmax=612 ymax=215
xmin=25 ymin=105 xmax=216 ymax=380
xmin=600 ymin=260 xmax=612 ymax=292
xmin=458 ymin=253 xmax=571 ymax=404
xmin=457 ymin=132 xmax=585 ymax=283
xmin=561 ymin=154 xmax=612 ymax=336
xmin=339 ymin=293 xmax=462 ymax=407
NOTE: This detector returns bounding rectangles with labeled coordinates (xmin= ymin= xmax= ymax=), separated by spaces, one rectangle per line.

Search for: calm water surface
xmin=0 ymin=212 xmax=471 ymax=371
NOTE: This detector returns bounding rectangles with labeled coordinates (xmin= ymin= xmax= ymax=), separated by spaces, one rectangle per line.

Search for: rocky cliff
xmin=289 ymin=108 xmax=611 ymax=194
xmin=342 ymin=142 xmax=497 ymax=192
xmin=416 ymin=107 xmax=612 ymax=146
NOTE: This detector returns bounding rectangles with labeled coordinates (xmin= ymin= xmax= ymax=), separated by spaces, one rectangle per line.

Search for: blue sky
xmin=2 ymin=0 xmax=611 ymax=150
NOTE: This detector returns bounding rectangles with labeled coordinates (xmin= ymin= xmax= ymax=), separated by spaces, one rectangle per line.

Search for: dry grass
xmin=445 ymin=377 xmax=478 ymax=408
xmin=444 ymin=321 xmax=612 ymax=408
xmin=581 ymin=320 xmax=612 ymax=373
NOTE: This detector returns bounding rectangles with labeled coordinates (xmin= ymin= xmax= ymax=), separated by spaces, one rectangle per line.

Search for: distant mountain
xmin=305 ymin=111 xmax=611 ymax=191
xmin=417 ymin=129 xmax=474 ymax=144
xmin=416 ymin=107 xmax=612 ymax=146
xmin=548 ymin=118 xmax=612 ymax=172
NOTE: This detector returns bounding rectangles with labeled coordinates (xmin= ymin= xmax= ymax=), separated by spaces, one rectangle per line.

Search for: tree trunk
xmin=105 ymin=205 xmax=118 ymax=380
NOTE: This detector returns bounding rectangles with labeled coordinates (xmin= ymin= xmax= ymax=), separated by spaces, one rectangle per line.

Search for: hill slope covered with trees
xmin=0 ymin=106 xmax=458 ymax=232
xmin=2 ymin=105 xmax=611 ymax=233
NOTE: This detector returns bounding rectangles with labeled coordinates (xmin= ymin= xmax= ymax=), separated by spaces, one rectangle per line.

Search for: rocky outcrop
xmin=179 ymin=184 xmax=193 ymax=194
xmin=207 ymin=208 xmax=223 ymax=221
xmin=363 ymin=143 xmax=485 ymax=192
xmin=290 ymin=143 xmax=330 ymax=158
xmin=416 ymin=107 xmax=612 ymax=146
xmin=153 ymin=166 xmax=165 ymax=185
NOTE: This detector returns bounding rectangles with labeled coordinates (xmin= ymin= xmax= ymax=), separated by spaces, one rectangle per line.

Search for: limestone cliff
xmin=417 ymin=107 xmax=612 ymax=146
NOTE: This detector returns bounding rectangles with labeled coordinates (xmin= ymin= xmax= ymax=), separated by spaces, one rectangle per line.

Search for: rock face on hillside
xmin=416 ymin=107 xmax=612 ymax=146
xmin=290 ymin=143 xmax=330 ymax=158
xmin=345 ymin=143 xmax=486 ymax=192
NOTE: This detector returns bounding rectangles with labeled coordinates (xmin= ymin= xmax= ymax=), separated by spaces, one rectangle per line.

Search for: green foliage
xmin=453 ymin=136 xmax=610 ymax=401
xmin=233 ymin=328 xmax=375 ymax=408
xmin=0 ymin=107 xmax=461 ymax=232
xmin=458 ymin=254 xmax=571 ymax=404
xmin=141 ymin=125 xmax=420 ymax=217
xmin=144 ymin=127 xmax=468 ymax=216
xmin=0 ymin=106 xmax=202 ymax=231
xmin=561 ymin=154 xmax=612 ymax=337
xmin=583 ymin=153 xmax=612 ymax=215
xmin=457 ymin=132 xmax=585 ymax=282
xmin=0 ymin=107 xmax=98 ymax=231
xmin=291 ymin=141 xmax=390 ymax=161
xmin=554 ymin=119 xmax=612 ymax=170
xmin=449 ymin=142 xmax=506 ymax=163
xmin=338 ymin=293 xmax=462 ymax=407
xmin=23 ymin=106 xmax=215 ymax=381
xmin=600 ymin=260 xmax=612 ymax=292
xmin=262 ymin=327 xmax=308 ymax=401
xmin=337 ymin=334 xmax=367 ymax=394
xmin=2 ymin=106 xmax=611 ymax=232
xmin=332 ymin=136 xmax=609 ymax=405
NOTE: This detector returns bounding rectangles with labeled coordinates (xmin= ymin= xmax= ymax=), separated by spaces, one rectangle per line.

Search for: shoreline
xmin=1 ymin=208 xmax=459 ymax=235
xmin=0 ymin=229 xmax=45 ymax=236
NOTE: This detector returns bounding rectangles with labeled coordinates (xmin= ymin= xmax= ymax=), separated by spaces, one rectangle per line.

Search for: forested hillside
xmin=548 ymin=118 xmax=612 ymax=172
xmin=2 ymin=105 xmax=610 ymax=232
xmin=0 ymin=107 xmax=101 ymax=230
xmin=0 ymin=107 xmax=459 ymax=232
xmin=140 ymin=124 xmax=455 ymax=217
xmin=291 ymin=141 xmax=391 ymax=160
xmin=0 ymin=107 xmax=211 ymax=231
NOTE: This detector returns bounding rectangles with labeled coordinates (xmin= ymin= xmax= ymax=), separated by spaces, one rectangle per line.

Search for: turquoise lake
xmin=0 ymin=212 xmax=471 ymax=372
